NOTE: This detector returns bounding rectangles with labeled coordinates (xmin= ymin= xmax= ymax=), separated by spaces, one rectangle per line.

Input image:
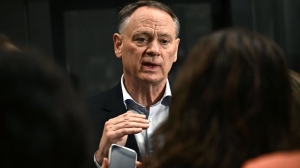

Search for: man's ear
xmin=173 ymin=38 xmax=180 ymax=62
xmin=113 ymin=33 xmax=122 ymax=58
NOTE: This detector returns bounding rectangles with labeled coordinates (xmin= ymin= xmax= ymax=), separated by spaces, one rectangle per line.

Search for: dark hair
xmin=0 ymin=51 xmax=95 ymax=168
xmin=117 ymin=0 xmax=180 ymax=37
xmin=143 ymin=28 xmax=300 ymax=168
xmin=290 ymin=70 xmax=300 ymax=100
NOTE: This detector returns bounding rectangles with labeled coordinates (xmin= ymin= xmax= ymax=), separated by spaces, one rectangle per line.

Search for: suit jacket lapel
xmin=103 ymin=82 xmax=127 ymax=118
xmin=103 ymin=82 xmax=141 ymax=160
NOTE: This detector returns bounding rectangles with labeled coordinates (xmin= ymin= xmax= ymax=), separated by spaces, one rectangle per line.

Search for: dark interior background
xmin=1 ymin=0 xmax=299 ymax=98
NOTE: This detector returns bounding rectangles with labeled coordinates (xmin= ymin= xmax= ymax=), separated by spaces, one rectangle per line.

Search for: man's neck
xmin=123 ymin=77 xmax=167 ymax=110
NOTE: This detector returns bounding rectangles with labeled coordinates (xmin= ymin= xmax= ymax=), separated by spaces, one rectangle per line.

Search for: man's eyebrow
xmin=133 ymin=31 xmax=152 ymax=37
xmin=132 ymin=31 xmax=174 ymax=39
xmin=158 ymin=33 xmax=173 ymax=38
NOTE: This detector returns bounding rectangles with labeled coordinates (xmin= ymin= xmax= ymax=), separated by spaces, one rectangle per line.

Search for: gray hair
xmin=117 ymin=0 xmax=180 ymax=38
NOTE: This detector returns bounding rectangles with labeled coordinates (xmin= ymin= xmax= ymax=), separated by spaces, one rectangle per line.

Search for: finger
xmin=104 ymin=127 xmax=142 ymax=143
xmin=106 ymin=117 xmax=149 ymax=131
xmin=107 ymin=113 xmax=149 ymax=127
xmin=104 ymin=121 xmax=148 ymax=139
xmin=112 ymin=119 xmax=149 ymax=131
xmin=104 ymin=123 xmax=149 ymax=143
xmin=136 ymin=161 xmax=142 ymax=168
xmin=114 ymin=127 xmax=145 ymax=136
xmin=123 ymin=111 xmax=148 ymax=120
xmin=101 ymin=158 xmax=109 ymax=168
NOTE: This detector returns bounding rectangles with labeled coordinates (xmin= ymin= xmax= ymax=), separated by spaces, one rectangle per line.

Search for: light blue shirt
xmin=121 ymin=75 xmax=171 ymax=156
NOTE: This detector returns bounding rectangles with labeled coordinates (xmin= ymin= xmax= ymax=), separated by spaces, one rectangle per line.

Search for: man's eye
xmin=136 ymin=38 xmax=147 ymax=43
xmin=161 ymin=39 xmax=170 ymax=45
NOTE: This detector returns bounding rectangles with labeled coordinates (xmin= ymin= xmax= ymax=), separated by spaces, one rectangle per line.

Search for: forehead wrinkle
xmin=133 ymin=30 xmax=172 ymax=40
xmin=133 ymin=19 xmax=174 ymax=38
xmin=133 ymin=30 xmax=152 ymax=37
xmin=128 ymin=7 xmax=175 ymax=36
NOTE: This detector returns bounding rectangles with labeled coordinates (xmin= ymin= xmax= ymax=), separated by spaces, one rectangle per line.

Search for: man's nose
xmin=146 ymin=41 xmax=161 ymax=56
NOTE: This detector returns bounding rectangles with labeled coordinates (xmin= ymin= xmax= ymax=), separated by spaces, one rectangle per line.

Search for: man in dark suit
xmin=86 ymin=1 xmax=180 ymax=167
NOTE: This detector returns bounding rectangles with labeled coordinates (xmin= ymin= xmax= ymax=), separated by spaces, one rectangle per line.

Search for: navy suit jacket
xmin=86 ymin=82 xmax=141 ymax=160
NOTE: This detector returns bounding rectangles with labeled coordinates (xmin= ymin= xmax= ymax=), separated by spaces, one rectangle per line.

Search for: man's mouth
xmin=142 ymin=62 xmax=159 ymax=70
xmin=142 ymin=62 xmax=158 ymax=67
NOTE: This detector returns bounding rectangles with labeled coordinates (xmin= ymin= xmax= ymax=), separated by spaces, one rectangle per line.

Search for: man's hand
xmin=95 ymin=111 xmax=149 ymax=165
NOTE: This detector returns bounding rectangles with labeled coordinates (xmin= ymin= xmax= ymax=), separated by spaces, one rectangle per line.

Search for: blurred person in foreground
xmin=241 ymin=70 xmax=300 ymax=168
xmin=86 ymin=0 xmax=180 ymax=166
xmin=0 ymin=50 xmax=95 ymax=168
xmin=139 ymin=28 xmax=300 ymax=168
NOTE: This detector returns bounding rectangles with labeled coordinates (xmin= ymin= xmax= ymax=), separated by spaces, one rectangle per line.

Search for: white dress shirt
xmin=121 ymin=75 xmax=171 ymax=156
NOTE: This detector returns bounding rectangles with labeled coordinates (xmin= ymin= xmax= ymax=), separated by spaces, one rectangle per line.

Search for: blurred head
xmin=0 ymin=51 xmax=95 ymax=168
xmin=113 ymin=0 xmax=180 ymax=85
xmin=145 ymin=28 xmax=300 ymax=168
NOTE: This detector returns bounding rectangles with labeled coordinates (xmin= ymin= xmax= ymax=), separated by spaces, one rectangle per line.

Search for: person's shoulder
xmin=242 ymin=150 xmax=300 ymax=168
xmin=85 ymin=82 xmax=121 ymax=104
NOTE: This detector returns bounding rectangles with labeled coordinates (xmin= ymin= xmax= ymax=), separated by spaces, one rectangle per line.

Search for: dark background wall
xmin=230 ymin=0 xmax=300 ymax=74
xmin=0 ymin=0 xmax=28 ymax=48
xmin=1 ymin=0 xmax=299 ymax=98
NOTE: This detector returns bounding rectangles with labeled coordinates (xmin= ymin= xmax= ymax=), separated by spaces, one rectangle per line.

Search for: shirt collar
xmin=120 ymin=74 xmax=172 ymax=109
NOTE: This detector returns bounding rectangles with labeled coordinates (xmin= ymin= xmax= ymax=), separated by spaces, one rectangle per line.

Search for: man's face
xmin=114 ymin=7 xmax=180 ymax=84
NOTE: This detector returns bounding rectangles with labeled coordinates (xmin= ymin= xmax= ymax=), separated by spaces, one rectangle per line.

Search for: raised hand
xmin=95 ymin=111 xmax=149 ymax=165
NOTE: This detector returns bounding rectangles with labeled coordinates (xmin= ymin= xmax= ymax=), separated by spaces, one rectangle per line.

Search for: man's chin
xmin=141 ymin=76 xmax=166 ymax=85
